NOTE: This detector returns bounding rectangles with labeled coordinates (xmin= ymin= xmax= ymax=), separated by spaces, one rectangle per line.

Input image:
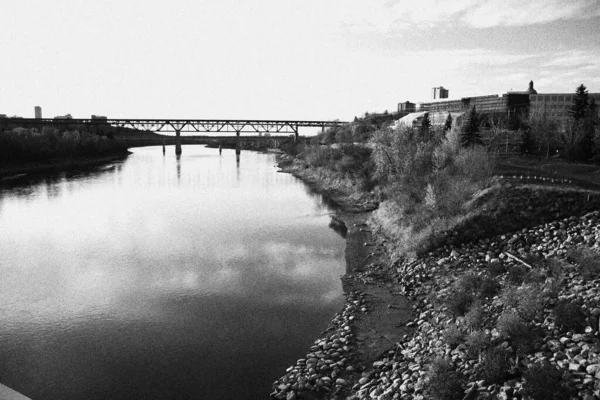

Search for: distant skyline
xmin=1 ymin=0 xmax=599 ymax=121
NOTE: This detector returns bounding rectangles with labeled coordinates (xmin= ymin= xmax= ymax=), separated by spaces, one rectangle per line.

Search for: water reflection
xmin=0 ymin=145 xmax=345 ymax=400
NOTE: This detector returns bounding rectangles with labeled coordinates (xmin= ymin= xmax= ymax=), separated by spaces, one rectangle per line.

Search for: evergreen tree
xmin=420 ymin=113 xmax=432 ymax=141
xmin=460 ymin=106 xmax=483 ymax=147
xmin=586 ymin=97 xmax=600 ymax=161
xmin=569 ymin=84 xmax=589 ymax=121
xmin=444 ymin=113 xmax=453 ymax=132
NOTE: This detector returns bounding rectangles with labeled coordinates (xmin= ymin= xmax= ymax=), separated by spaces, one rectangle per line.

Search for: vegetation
xmin=475 ymin=346 xmax=511 ymax=384
xmin=522 ymin=361 xmax=570 ymax=400
xmin=369 ymin=124 xmax=495 ymax=254
xmin=460 ymin=106 xmax=483 ymax=147
xmin=0 ymin=127 xmax=127 ymax=165
xmin=424 ymin=358 xmax=465 ymax=400
xmin=525 ymin=83 xmax=600 ymax=161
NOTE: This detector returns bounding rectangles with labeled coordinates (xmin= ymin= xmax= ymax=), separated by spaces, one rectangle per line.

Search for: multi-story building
xmin=34 ymin=106 xmax=42 ymax=119
xmin=432 ymin=86 xmax=449 ymax=100
xmin=395 ymin=81 xmax=600 ymax=131
xmin=529 ymin=91 xmax=600 ymax=130
xmin=397 ymin=101 xmax=416 ymax=113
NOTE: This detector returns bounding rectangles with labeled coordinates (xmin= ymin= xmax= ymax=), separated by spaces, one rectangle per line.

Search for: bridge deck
xmin=1 ymin=118 xmax=346 ymax=134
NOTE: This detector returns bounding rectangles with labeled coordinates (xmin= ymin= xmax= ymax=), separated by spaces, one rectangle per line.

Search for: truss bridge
xmin=4 ymin=118 xmax=346 ymax=154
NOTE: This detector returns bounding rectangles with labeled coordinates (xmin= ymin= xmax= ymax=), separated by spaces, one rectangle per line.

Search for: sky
xmin=1 ymin=0 xmax=599 ymax=122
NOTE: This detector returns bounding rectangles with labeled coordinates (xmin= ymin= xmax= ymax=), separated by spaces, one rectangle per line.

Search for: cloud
xmin=542 ymin=50 xmax=598 ymax=69
xmin=338 ymin=0 xmax=600 ymax=35
xmin=462 ymin=0 xmax=600 ymax=28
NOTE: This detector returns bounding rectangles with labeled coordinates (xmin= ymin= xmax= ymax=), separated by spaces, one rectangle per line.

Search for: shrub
xmin=522 ymin=361 xmax=570 ymax=400
xmin=368 ymin=124 xmax=495 ymax=254
xmin=443 ymin=324 xmax=465 ymax=348
xmin=465 ymin=330 xmax=490 ymax=359
xmin=446 ymin=274 xmax=480 ymax=316
xmin=506 ymin=264 xmax=528 ymax=285
xmin=497 ymin=311 xmax=528 ymax=339
xmin=487 ymin=261 xmax=506 ymax=277
xmin=424 ymin=358 xmax=465 ymax=400
xmin=464 ymin=301 xmax=485 ymax=330
xmin=515 ymin=284 xmax=546 ymax=322
xmin=447 ymin=288 xmax=475 ymax=317
xmin=478 ymin=275 xmax=500 ymax=299
xmin=475 ymin=346 xmax=511 ymax=384
xmin=496 ymin=310 xmax=540 ymax=356
xmin=554 ymin=300 xmax=586 ymax=333
xmin=500 ymin=285 xmax=520 ymax=310
xmin=567 ymin=247 xmax=600 ymax=279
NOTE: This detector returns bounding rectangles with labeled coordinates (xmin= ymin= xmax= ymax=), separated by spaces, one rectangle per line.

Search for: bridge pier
xmin=175 ymin=130 xmax=182 ymax=155
xmin=235 ymin=131 xmax=241 ymax=155
xmin=219 ymin=144 xmax=222 ymax=155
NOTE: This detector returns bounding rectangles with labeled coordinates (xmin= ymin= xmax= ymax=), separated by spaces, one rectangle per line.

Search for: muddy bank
xmin=271 ymin=157 xmax=415 ymax=400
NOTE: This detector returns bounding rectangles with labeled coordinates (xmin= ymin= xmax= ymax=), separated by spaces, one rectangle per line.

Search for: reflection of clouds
xmin=0 ymin=145 xmax=346 ymax=327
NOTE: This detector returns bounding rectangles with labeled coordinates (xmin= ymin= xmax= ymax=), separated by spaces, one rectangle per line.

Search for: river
xmin=0 ymin=146 xmax=346 ymax=400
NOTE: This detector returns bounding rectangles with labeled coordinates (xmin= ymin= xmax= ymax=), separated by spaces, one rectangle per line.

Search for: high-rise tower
xmin=432 ymin=87 xmax=449 ymax=100
xmin=35 ymin=106 xmax=42 ymax=119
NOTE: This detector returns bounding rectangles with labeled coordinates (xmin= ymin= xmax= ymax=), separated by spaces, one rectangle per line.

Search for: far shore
xmin=0 ymin=151 xmax=131 ymax=180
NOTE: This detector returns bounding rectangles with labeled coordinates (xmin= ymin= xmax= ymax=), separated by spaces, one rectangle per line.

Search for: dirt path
xmin=339 ymin=212 xmax=414 ymax=367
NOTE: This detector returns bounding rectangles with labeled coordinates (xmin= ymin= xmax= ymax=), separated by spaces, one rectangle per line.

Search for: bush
xmin=500 ymin=285 xmax=520 ymax=310
xmin=465 ymin=330 xmax=490 ymax=359
xmin=515 ymin=284 xmax=546 ymax=322
xmin=475 ymin=346 xmax=511 ymax=384
xmin=464 ymin=301 xmax=485 ymax=330
xmin=424 ymin=358 xmax=466 ymax=400
xmin=496 ymin=311 xmax=539 ymax=355
xmin=567 ymin=247 xmax=600 ymax=279
xmin=478 ymin=275 xmax=500 ymax=299
xmin=369 ymin=125 xmax=495 ymax=254
xmin=554 ymin=300 xmax=586 ymax=332
xmin=507 ymin=264 xmax=528 ymax=285
xmin=443 ymin=324 xmax=465 ymax=348
xmin=497 ymin=311 xmax=528 ymax=339
xmin=522 ymin=361 xmax=569 ymax=400
xmin=487 ymin=261 xmax=506 ymax=277
xmin=445 ymin=274 xmax=500 ymax=316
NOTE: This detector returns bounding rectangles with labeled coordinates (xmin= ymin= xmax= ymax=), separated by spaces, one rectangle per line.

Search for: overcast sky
xmin=1 ymin=0 xmax=599 ymax=121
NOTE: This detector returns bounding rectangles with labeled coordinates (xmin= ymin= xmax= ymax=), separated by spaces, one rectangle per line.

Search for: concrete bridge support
xmin=175 ymin=130 xmax=182 ymax=155
xmin=235 ymin=131 xmax=241 ymax=155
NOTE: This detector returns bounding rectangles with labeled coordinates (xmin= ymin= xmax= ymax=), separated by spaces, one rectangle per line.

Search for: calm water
xmin=0 ymin=146 xmax=346 ymax=400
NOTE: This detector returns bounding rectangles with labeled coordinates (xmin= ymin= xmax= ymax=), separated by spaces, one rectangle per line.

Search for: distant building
xmin=54 ymin=114 xmax=73 ymax=119
xmin=0 ymin=114 xmax=7 ymax=118
xmin=529 ymin=90 xmax=600 ymax=130
xmin=432 ymin=86 xmax=449 ymax=100
xmin=397 ymin=101 xmax=416 ymax=113
xmin=393 ymin=111 xmax=463 ymax=130
xmin=91 ymin=115 xmax=107 ymax=120
xmin=396 ymin=80 xmax=600 ymax=133
xmin=34 ymin=106 xmax=42 ymax=119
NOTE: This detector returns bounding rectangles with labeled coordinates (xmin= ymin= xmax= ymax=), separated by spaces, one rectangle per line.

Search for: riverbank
xmin=0 ymin=152 xmax=131 ymax=180
xmin=273 ymin=154 xmax=600 ymax=400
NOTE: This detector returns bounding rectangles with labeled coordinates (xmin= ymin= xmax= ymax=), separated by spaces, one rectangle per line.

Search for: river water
xmin=0 ymin=146 xmax=346 ymax=400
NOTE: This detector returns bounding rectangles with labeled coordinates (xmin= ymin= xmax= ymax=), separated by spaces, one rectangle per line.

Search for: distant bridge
xmin=3 ymin=118 xmax=346 ymax=154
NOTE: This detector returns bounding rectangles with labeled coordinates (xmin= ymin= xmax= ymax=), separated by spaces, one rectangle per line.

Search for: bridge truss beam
xmin=4 ymin=118 xmax=345 ymax=135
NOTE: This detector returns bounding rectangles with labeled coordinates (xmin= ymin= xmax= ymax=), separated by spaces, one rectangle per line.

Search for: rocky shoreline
xmin=272 ymin=154 xmax=600 ymax=400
